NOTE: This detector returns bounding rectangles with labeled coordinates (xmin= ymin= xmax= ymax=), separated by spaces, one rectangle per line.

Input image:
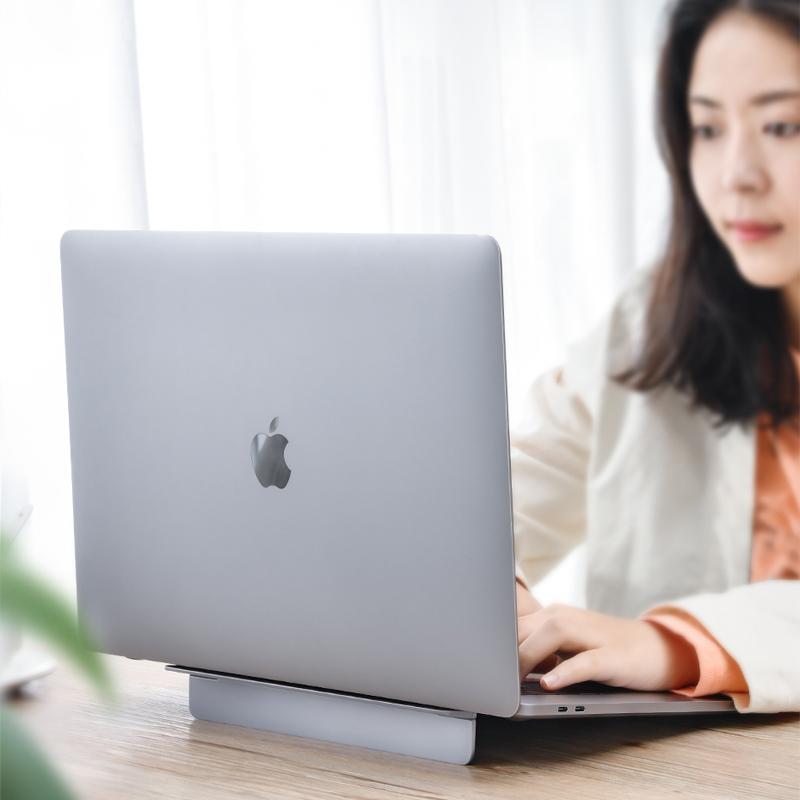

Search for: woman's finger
xmin=518 ymin=606 xmax=609 ymax=677
xmin=525 ymin=653 xmax=561 ymax=676
xmin=518 ymin=616 xmax=574 ymax=677
xmin=540 ymin=648 xmax=611 ymax=690
xmin=517 ymin=605 xmax=572 ymax=645
xmin=518 ymin=613 xmax=536 ymax=645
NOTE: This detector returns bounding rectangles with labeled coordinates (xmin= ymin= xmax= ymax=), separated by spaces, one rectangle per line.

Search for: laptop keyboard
xmin=521 ymin=677 xmax=623 ymax=695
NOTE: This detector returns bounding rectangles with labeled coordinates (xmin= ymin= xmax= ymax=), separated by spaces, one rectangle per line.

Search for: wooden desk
xmin=11 ymin=655 xmax=799 ymax=799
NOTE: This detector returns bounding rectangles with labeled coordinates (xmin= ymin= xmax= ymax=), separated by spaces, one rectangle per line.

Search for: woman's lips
xmin=726 ymin=220 xmax=783 ymax=243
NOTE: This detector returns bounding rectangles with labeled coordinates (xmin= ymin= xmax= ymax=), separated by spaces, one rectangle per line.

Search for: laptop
xmin=60 ymin=230 xmax=734 ymax=729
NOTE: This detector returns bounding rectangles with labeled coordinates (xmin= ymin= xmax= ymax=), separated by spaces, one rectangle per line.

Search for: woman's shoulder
xmin=604 ymin=266 xmax=654 ymax=364
xmin=562 ymin=267 xmax=654 ymax=400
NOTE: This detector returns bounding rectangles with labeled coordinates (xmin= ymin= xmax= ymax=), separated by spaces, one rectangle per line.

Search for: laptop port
xmin=558 ymin=706 xmax=568 ymax=712
xmin=575 ymin=705 xmax=585 ymax=712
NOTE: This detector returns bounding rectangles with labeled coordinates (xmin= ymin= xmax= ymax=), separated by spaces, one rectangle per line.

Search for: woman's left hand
xmin=518 ymin=604 xmax=700 ymax=692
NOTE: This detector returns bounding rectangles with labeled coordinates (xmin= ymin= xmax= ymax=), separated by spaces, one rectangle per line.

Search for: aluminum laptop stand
xmin=166 ymin=665 xmax=478 ymax=764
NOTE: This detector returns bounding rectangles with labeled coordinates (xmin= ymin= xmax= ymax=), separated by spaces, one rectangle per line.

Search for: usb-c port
xmin=575 ymin=705 xmax=585 ymax=712
xmin=558 ymin=706 xmax=568 ymax=712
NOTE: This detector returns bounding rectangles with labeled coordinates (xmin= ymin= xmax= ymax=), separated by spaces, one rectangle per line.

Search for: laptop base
xmin=513 ymin=675 xmax=737 ymax=718
xmin=166 ymin=665 xmax=478 ymax=764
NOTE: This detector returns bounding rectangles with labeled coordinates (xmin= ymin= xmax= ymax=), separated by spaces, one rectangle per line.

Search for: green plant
xmin=0 ymin=534 xmax=114 ymax=800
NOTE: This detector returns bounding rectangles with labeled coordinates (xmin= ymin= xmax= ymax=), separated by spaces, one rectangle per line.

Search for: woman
xmin=513 ymin=0 xmax=799 ymax=713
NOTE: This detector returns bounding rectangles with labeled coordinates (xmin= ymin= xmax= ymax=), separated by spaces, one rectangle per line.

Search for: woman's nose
xmin=721 ymin=133 xmax=769 ymax=195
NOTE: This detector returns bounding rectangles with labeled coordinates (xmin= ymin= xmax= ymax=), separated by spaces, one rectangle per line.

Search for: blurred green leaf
xmin=0 ymin=706 xmax=77 ymax=800
xmin=0 ymin=536 xmax=113 ymax=701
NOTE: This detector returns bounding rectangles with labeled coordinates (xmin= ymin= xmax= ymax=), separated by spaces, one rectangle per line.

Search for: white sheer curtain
xmin=0 ymin=0 xmax=670 ymax=593
xmin=0 ymin=0 xmax=147 ymax=590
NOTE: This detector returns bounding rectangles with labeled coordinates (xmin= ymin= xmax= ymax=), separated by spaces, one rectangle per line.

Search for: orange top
xmin=641 ymin=350 xmax=800 ymax=698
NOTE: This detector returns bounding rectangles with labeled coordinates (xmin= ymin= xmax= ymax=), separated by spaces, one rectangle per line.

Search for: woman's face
xmin=688 ymin=10 xmax=800 ymax=291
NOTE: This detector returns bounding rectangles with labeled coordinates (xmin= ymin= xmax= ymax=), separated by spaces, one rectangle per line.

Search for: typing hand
xmin=517 ymin=603 xmax=700 ymax=692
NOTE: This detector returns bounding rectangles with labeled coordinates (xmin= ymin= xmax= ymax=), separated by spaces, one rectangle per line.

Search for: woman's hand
xmin=515 ymin=580 xmax=561 ymax=673
xmin=517 ymin=603 xmax=700 ymax=692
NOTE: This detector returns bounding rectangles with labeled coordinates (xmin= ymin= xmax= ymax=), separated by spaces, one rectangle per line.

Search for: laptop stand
xmin=166 ymin=665 xmax=478 ymax=764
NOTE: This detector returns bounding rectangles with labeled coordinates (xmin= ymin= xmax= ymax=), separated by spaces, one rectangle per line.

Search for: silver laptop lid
xmin=61 ymin=230 xmax=520 ymax=717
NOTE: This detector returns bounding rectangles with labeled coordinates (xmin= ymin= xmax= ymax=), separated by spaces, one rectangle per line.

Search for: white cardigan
xmin=509 ymin=270 xmax=800 ymax=713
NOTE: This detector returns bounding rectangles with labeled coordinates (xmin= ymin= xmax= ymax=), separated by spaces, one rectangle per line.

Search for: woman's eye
xmin=691 ymin=124 xmax=718 ymax=140
xmin=764 ymin=122 xmax=800 ymax=138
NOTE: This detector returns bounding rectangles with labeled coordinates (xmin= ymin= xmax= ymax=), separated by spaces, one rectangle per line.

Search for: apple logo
xmin=250 ymin=416 xmax=291 ymax=489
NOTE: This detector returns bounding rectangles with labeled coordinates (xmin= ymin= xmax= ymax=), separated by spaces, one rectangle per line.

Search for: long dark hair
xmin=617 ymin=0 xmax=799 ymax=428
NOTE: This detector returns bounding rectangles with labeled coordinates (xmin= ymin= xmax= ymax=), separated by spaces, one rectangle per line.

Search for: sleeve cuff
xmin=640 ymin=607 xmax=749 ymax=697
